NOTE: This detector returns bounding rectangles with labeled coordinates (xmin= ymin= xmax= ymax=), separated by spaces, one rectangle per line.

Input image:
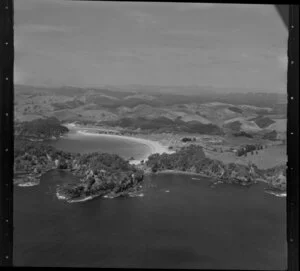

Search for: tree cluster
xmin=146 ymin=145 xmax=206 ymax=172
xmin=236 ymin=144 xmax=263 ymax=157
xmin=15 ymin=117 xmax=69 ymax=140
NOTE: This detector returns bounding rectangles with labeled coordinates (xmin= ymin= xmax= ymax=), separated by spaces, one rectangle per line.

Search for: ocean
xmin=14 ymin=134 xmax=287 ymax=269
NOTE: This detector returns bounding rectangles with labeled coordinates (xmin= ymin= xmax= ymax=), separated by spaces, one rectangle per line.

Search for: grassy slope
xmin=14 ymin=85 xmax=286 ymax=136
xmin=205 ymin=144 xmax=286 ymax=169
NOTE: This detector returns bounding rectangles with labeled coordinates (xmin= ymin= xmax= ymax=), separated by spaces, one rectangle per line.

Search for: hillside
xmin=249 ymin=116 xmax=276 ymax=128
xmin=101 ymin=117 xmax=223 ymax=135
xmin=15 ymin=117 xmax=69 ymax=140
xmin=14 ymin=85 xmax=286 ymax=137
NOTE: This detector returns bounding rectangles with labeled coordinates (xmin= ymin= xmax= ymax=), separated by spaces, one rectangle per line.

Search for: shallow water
xmin=14 ymin=135 xmax=287 ymax=269
xmin=49 ymin=130 xmax=151 ymax=161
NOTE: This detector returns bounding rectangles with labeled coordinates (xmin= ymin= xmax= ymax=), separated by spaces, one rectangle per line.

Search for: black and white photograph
xmin=11 ymin=1 xmax=290 ymax=269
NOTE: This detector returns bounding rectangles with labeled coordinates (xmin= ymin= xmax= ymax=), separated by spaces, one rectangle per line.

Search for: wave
xmin=18 ymin=181 xmax=40 ymax=187
xmin=103 ymin=195 xmax=115 ymax=199
xmin=264 ymin=190 xmax=286 ymax=198
xmin=68 ymin=196 xmax=94 ymax=203
xmin=129 ymin=192 xmax=144 ymax=198
xmin=56 ymin=189 xmax=98 ymax=203
xmin=56 ymin=191 xmax=68 ymax=200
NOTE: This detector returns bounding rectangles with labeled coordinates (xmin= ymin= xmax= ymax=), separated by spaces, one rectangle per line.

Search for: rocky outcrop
xmin=264 ymin=165 xmax=287 ymax=191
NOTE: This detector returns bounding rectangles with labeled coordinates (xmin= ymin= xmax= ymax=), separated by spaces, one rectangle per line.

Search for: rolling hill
xmin=14 ymin=84 xmax=286 ymax=137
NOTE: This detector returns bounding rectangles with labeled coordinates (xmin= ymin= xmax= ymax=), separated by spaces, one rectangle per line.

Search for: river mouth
xmin=14 ymin=135 xmax=287 ymax=269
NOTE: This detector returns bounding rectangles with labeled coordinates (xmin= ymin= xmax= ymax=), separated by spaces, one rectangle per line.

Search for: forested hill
xmin=15 ymin=117 xmax=69 ymax=140
xmin=14 ymin=140 xmax=144 ymax=201
xmin=145 ymin=144 xmax=286 ymax=191
xmin=101 ymin=117 xmax=223 ymax=135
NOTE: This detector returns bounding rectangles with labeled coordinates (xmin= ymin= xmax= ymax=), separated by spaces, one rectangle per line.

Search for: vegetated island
xmin=14 ymin=117 xmax=286 ymax=201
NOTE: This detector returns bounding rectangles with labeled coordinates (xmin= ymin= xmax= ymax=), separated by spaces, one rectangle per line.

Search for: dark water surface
xmin=14 ymin=136 xmax=287 ymax=269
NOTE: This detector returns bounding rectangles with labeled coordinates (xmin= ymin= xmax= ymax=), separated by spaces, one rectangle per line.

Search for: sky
xmin=14 ymin=1 xmax=288 ymax=93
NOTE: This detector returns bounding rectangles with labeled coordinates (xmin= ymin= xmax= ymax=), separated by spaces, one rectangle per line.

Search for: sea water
xmin=14 ymin=135 xmax=287 ymax=269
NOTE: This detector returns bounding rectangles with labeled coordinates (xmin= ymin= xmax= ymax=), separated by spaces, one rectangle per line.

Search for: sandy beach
xmin=65 ymin=123 xmax=174 ymax=164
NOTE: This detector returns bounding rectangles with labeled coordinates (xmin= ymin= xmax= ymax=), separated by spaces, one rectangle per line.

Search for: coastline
xmin=63 ymin=123 xmax=275 ymax=186
xmin=154 ymin=169 xmax=268 ymax=184
xmin=15 ymin=122 xmax=284 ymax=199
xmin=65 ymin=123 xmax=175 ymax=164
xmin=153 ymin=170 xmax=285 ymax=197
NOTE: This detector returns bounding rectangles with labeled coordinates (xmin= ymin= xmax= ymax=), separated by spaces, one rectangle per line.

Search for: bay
xmin=14 ymin=135 xmax=287 ymax=269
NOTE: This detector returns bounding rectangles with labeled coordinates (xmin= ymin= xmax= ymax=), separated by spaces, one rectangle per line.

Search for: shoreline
xmin=65 ymin=123 xmax=175 ymax=164
xmin=63 ymin=123 xmax=276 ymax=186
xmin=153 ymin=170 xmax=286 ymax=197
xmin=154 ymin=169 xmax=269 ymax=184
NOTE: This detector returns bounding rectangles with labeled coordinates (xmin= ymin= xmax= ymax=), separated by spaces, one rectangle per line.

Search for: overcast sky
xmin=14 ymin=1 xmax=288 ymax=93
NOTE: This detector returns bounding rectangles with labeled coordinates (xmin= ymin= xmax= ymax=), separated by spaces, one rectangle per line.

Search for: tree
xmin=151 ymin=164 xmax=158 ymax=173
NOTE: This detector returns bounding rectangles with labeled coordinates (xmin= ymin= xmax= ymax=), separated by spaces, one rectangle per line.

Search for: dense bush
xmin=228 ymin=107 xmax=243 ymax=114
xmin=102 ymin=117 xmax=223 ymax=135
xmin=262 ymin=130 xmax=278 ymax=141
xmin=250 ymin=116 xmax=275 ymax=128
xmin=15 ymin=117 xmax=69 ymax=139
xmin=225 ymin=121 xmax=242 ymax=132
xmin=233 ymin=131 xmax=253 ymax=138
xmin=52 ymin=100 xmax=84 ymax=110
xmin=236 ymin=144 xmax=262 ymax=156
xmin=181 ymin=137 xmax=192 ymax=142
xmin=146 ymin=145 xmax=206 ymax=172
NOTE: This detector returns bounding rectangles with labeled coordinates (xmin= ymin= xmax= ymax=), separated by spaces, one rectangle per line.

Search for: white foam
xmin=265 ymin=191 xmax=286 ymax=197
xmin=18 ymin=181 xmax=39 ymax=187
xmin=68 ymin=196 xmax=93 ymax=203
xmin=56 ymin=192 xmax=67 ymax=200
xmin=103 ymin=195 xmax=115 ymax=199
